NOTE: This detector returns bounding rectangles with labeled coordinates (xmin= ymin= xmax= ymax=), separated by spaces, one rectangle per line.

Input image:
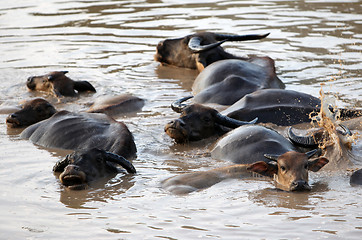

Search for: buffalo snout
xmin=26 ymin=76 xmax=36 ymax=90
xmin=6 ymin=113 xmax=21 ymax=127
xmin=290 ymin=180 xmax=311 ymax=191
xmin=59 ymin=164 xmax=87 ymax=190
xmin=165 ymin=119 xmax=188 ymax=143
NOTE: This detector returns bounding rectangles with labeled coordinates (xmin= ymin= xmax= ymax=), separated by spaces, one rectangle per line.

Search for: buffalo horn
xmin=215 ymin=33 xmax=270 ymax=41
xmin=103 ymin=151 xmax=136 ymax=174
xmin=263 ymin=153 xmax=279 ymax=162
xmin=215 ymin=113 xmax=258 ymax=128
xmin=53 ymin=155 xmax=71 ymax=172
xmin=171 ymin=96 xmax=193 ymax=113
xmin=287 ymin=127 xmax=318 ymax=148
xmin=339 ymin=124 xmax=352 ymax=136
xmin=188 ymin=37 xmax=228 ymax=53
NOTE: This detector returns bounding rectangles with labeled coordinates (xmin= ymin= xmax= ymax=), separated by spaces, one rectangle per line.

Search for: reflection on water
xmin=58 ymin=174 xmax=136 ymax=209
xmin=249 ymin=182 xmax=330 ymax=210
xmin=0 ymin=0 xmax=361 ymax=239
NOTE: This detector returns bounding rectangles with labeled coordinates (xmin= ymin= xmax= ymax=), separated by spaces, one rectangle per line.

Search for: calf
xmin=53 ymin=148 xmax=136 ymax=190
xmin=162 ymin=150 xmax=328 ymax=194
xmin=26 ymin=71 xmax=96 ymax=97
xmin=155 ymin=32 xmax=269 ymax=71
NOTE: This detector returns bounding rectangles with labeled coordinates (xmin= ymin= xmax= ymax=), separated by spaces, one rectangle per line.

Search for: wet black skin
xmin=222 ymin=89 xmax=362 ymax=126
xmin=21 ymin=110 xmax=136 ymax=159
xmin=350 ymin=169 xmax=362 ymax=186
xmin=192 ymin=58 xmax=285 ymax=106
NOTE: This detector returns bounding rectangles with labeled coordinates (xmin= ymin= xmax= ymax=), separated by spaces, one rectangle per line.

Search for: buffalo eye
xmin=304 ymin=163 xmax=308 ymax=169
xmin=280 ymin=166 xmax=286 ymax=171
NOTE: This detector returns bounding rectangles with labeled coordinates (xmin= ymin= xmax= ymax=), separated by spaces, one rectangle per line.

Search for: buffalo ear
xmin=73 ymin=81 xmax=96 ymax=93
xmin=308 ymin=157 xmax=329 ymax=172
xmin=247 ymin=161 xmax=277 ymax=178
xmin=196 ymin=57 xmax=207 ymax=72
xmin=53 ymin=155 xmax=70 ymax=172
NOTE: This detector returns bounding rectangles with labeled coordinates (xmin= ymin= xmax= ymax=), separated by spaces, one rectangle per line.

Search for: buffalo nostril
xmin=291 ymin=180 xmax=310 ymax=191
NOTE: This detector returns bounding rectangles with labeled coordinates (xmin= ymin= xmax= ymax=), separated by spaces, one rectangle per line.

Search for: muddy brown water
xmin=0 ymin=0 xmax=361 ymax=239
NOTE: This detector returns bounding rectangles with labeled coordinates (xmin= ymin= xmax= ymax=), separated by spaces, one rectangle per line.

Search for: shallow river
xmin=0 ymin=0 xmax=361 ymax=239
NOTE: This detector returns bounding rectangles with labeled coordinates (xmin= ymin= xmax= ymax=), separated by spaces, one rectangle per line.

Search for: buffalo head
xmin=247 ymin=149 xmax=329 ymax=191
xmin=53 ymin=148 xmax=136 ymax=190
xmin=155 ymin=32 xmax=269 ymax=71
xmin=27 ymin=71 xmax=96 ymax=97
xmin=165 ymin=96 xmax=257 ymax=143
xmin=6 ymin=98 xmax=56 ymax=128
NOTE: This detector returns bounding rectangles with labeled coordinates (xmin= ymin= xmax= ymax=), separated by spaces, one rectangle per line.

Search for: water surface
xmin=0 ymin=0 xmax=361 ymax=239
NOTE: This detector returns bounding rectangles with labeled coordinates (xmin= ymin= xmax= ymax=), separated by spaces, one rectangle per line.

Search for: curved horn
xmin=338 ymin=124 xmax=352 ymax=136
xmin=305 ymin=149 xmax=320 ymax=159
xmin=215 ymin=113 xmax=258 ymax=128
xmin=171 ymin=96 xmax=193 ymax=113
xmin=53 ymin=154 xmax=71 ymax=172
xmin=103 ymin=151 xmax=136 ymax=174
xmin=215 ymin=33 xmax=270 ymax=41
xmin=263 ymin=153 xmax=279 ymax=162
xmin=287 ymin=127 xmax=318 ymax=148
xmin=188 ymin=37 xmax=227 ymax=53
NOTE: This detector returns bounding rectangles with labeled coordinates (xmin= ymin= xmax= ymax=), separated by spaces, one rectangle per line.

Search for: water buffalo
xmin=165 ymin=96 xmax=258 ymax=143
xmin=162 ymin=149 xmax=328 ymax=194
xmin=53 ymin=148 xmax=136 ymax=190
xmin=27 ymin=71 xmax=96 ymax=97
xmin=166 ymin=91 xmax=361 ymax=142
xmin=6 ymin=98 xmax=56 ymax=128
xmin=192 ymin=58 xmax=285 ymax=105
xmin=20 ymin=110 xmax=136 ymax=159
xmin=154 ymin=32 xmax=269 ymax=71
xmin=6 ymin=94 xmax=145 ymax=128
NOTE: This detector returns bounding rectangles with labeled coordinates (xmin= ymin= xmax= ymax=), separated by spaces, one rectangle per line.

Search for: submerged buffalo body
xmin=27 ymin=71 xmax=96 ymax=97
xmin=53 ymin=148 xmax=136 ymax=190
xmin=223 ymin=89 xmax=362 ymax=126
xmin=163 ymin=149 xmax=328 ymax=194
xmin=163 ymin=125 xmax=329 ymax=194
xmin=6 ymin=98 xmax=56 ymax=128
xmin=192 ymin=59 xmax=285 ymax=105
xmin=222 ymin=89 xmax=321 ymax=126
xmin=211 ymin=125 xmax=296 ymax=164
xmin=155 ymin=31 xmax=270 ymax=71
xmin=21 ymin=110 xmax=136 ymax=159
xmin=156 ymin=32 xmax=284 ymax=106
